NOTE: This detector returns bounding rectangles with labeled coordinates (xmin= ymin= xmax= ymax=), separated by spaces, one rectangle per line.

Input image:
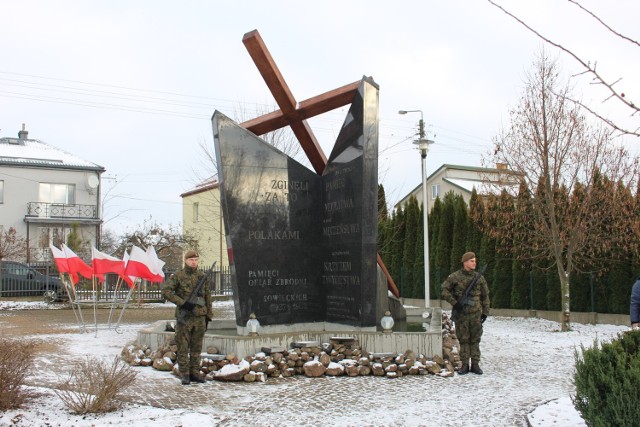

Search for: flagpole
xmin=107 ymin=276 xmax=124 ymax=328
xmin=62 ymin=272 xmax=86 ymax=333
xmin=91 ymin=275 xmax=99 ymax=336
xmin=114 ymin=278 xmax=138 ymax=332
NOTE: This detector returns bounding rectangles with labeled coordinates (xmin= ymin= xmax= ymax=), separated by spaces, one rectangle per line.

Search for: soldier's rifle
xmin=176 ymin=262 xmax=216 ymax=325
xmin=450 ymin=263 xmax=487 ymax=323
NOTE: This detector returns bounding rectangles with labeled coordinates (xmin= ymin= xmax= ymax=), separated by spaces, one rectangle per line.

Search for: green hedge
xmin=573 ymin=330 xmax=640 ymax=426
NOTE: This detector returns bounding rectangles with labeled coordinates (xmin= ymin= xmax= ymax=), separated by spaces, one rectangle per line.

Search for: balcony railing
xmin=26 ymin=202 xmax=98 ymax=220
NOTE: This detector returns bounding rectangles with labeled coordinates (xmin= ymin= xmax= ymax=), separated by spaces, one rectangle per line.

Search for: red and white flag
xmin=124 ymin=246 xmax=164 ymax=283
xmin=50 ymin=244 xmax=73 ymax=281
xmin=91 ymin=247 xmax=125 ymax=279
xmin=61 ymin=244 xmax=93 ymax=281
xmin=146 ymin=246 xmax=166 ymax=280
xmin=121 ymin=251 xmax=135 ymax=288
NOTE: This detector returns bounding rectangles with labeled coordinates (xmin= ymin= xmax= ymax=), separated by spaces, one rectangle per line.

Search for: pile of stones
xmin=121 ymin=313 xmax=462 ymax=382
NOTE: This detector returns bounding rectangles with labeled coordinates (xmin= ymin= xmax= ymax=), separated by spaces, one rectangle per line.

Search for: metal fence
xmin=0 ymin=262 xmax=233 ymax=301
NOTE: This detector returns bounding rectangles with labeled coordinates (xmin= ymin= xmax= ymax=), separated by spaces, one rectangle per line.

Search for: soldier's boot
xmin=458 ymin=363 xmax=470 ymax=375
xmin=470 ymin=362 xmax=483 ymax=375
xmin=190 ymin=372 xmax=205 ymax=383
xmin=180 ymin=374 xmax=191 ymax=385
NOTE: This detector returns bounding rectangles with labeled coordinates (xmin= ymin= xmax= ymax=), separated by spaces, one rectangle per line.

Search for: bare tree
xmin=484 ymin=52 xmax=640 ymax=331
xmin=0 ymin=227 xmax=27 ymax=262
xmin=488 ymin=0 xmax=639 ymax=137
xmin=117 ymin=217 xmax=199 ymax=272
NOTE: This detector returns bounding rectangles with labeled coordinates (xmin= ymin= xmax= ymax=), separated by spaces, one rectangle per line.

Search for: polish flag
xmin=121 ymin=251 xmax=135 ymax=288
xmin=50 ymin=244 xmax=69 ymax=274
xmin=61 ymin=244 xmax=93 ymax=281
xmin=91 ymin=247 xmax=125 ymax=279
xmin=146 ymin=246 xmax=166 ymax=281
xmin=124 ymin=246 xmax=164 ymax=283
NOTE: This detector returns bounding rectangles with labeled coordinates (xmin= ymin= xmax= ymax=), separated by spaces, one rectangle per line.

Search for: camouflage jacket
xmin=162 ymin=266 xmax=213 ymax=319
xmin=441 ymin=268 xmax=490 ymax=316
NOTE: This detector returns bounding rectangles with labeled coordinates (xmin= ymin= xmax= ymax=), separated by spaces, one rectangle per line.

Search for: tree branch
xmin=487 ymin=0 xmax=639 ymax=137
xmin=567 ymin=0 xmax=640 ymax=48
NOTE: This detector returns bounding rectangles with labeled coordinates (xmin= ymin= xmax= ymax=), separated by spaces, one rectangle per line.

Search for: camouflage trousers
xmin=175 ymin=315 xmax=206 ymax=375
xmin=455 ymin=310 xmax=484 ymax=365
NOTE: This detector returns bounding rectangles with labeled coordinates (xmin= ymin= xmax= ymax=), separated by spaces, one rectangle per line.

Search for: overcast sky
xmin=1 ymin=0 xmax=638 ymax=235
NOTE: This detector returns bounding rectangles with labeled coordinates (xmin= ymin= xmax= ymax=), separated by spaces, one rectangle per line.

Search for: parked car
xmin=0 ymin=261 xmax=66 ymax=301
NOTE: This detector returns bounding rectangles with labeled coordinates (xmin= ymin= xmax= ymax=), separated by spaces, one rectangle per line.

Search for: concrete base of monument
xmin=137 ymin=308 xmax=443 ymax=359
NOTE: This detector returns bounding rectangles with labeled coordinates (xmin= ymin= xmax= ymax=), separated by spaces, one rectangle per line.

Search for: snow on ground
xmin=0 ymin=300 xmax=630 ymax=426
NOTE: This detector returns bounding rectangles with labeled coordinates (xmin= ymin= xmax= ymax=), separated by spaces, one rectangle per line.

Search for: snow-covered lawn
xmin=0 ymin=300 xmax=629 ymax=426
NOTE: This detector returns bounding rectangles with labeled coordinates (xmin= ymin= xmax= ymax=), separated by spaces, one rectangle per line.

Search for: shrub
xmin=0 ymin=338 xmax=38 ymax=410
xmin=55 ymin=356 xmax=138 ymax=414
xmin=573 ymin=330 xmax=640 ymax=426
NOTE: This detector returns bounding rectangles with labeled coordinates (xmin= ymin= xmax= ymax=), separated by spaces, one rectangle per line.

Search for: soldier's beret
xmin=461 ymin=252 xmax=476 ymax=263
xmin=184 ymin=250 xmax=199 ymax=260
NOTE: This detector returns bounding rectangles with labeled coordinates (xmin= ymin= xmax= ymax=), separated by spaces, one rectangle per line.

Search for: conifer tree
xmin=413 ymin=203 xmax=425 ymax=299
xmin=490 ymin=191 xmax=515 ymax=308
xmin=435 ymin=192 xmax=455 ymax=279
xmin=466 ymin=189 xmax=484 ymax=253
xmin=600 ymin=181 xmax=637 ymax=314
xmin=429 ymin=197 xmax=443 ymax=293
xmin=510 ymin=258 xmax=529 ymax=309
xmin=479 ymin=194 xmax=498 ymax=296
xmin=509 ymin=182 xmax=533 ymax=309
xmin=66 ymin=223 xmax=84 ymax=254
xmin=449 ymin=194 xmax=468 ymax=271
xmin=377 ymin=184 xmax=391 ymax=264
xmin=546 ymin=268 xmax=561 ymax=311
xmin=570 ymin=271 xmax=592 ymax=313
xmin=402 ymin=196 xmax=420 ymax=297
xmin=389 ymin=207 xmax=406 ymax=296
xmin=530 ymin=265 xmax=548 ymax=310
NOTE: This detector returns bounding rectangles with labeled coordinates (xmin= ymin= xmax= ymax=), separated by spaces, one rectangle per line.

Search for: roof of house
xmin=0 ymin=136 xmax=104 ymax=171
xmin=394 ymin=163 xmax=521 ymax=208
xmin=180 ymin=175 xmax=220 ymax=198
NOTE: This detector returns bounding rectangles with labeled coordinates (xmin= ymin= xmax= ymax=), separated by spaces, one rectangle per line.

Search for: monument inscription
xmin=213 ymin=77 xmax=379 ymax=328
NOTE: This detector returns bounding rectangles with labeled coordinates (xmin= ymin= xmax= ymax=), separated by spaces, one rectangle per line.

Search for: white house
xmin=394 ymin=163 xmax=521 ymax=211
xmin=0 ymin=125 xmax=105 ymax=262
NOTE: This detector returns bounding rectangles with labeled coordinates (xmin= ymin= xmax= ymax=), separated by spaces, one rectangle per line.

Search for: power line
xmin=1 ymin=70 xmax=495 ymax=155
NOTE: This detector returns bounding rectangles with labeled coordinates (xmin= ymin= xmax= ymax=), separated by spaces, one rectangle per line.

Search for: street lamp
xmin=398 ymin=109 xmax=434 ymax=314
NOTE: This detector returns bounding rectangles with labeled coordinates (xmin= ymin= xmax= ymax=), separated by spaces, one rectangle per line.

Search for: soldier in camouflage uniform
xmin=441 ymin=251 xmax=490 ymax=375
xmin=163 ymin=250 xmax=213 ymax=385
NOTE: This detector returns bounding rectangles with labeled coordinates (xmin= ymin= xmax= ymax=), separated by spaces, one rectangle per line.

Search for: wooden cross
xmin=240 ymin=29 xmax=399 ymax=297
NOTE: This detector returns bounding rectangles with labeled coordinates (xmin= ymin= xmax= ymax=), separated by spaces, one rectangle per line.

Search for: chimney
xmin=18 ymin=123 xmax=28 ymax=140
xmin=496 ymin=162 xmax=507 ymax=170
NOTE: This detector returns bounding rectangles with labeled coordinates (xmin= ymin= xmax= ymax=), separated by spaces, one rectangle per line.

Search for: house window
xmin=39 ymin=183 xmax=75 ymax=204
xmin=38 ymin=226 xmax=65 ymax=248
xmin=0 ymin=180 xmax=3 ymax=203
xmin=431 ymin=184 xmax=440 ymax=199
xmin=193 ymin=202 xmax=199 ymax=223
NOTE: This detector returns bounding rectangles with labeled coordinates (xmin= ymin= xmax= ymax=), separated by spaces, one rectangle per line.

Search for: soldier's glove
xmin=481 ymin=314 xmax=487 ymax=323
xmin=181 ymin=301 xmax=196 ymax=311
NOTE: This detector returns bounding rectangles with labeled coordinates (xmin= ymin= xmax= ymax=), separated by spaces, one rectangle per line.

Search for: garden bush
xmin=573 ymin=330 xmax=640 ymax=427
xmin=55 ymin=356 xmax=138 ymax=414
xmin=0 ymin=338 xmax=38 ymax=410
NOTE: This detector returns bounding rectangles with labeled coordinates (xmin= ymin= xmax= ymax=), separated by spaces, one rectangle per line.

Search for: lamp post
xmin=398 ymin=109 xmax=434 ymax=314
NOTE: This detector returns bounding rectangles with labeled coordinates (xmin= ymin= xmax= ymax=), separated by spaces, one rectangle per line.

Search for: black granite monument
xmin=213 ymin=76 xmax=379 ymax=329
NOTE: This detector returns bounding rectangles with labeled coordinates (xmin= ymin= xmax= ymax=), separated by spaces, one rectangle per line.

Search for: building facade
xmin=0 ymin=125 xmax=104 ymax=262
xmin=394 ymin=163 xmax=521 ymax=211
xmin=181 ymin=176 xmax=228 ymax=268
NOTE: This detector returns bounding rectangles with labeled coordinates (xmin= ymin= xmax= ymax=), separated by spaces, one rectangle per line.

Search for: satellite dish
xmin=86 ymin=174 xmax=99 ymax=189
